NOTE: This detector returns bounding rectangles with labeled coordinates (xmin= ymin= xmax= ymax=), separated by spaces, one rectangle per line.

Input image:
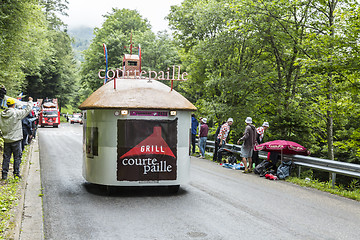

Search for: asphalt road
xmin=38 ymin=123 xmax=360 ymax=240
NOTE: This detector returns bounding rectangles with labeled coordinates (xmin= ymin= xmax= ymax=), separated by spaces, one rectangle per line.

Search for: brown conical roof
xmin=79 ymin=78 xmax=197 ymax=110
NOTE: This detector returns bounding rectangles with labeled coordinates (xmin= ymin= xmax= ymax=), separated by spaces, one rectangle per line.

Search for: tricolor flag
xmin=17 ymin=92 xmax=23 ymax=100
xmin=103 ymin=43 xmax=108 ymax=84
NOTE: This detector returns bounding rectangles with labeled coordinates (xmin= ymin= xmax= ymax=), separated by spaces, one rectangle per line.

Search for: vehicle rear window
xmin=43 ymin=111 xmax=58 ymax=117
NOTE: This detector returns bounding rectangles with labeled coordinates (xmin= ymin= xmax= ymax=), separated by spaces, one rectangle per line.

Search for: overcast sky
xmin=61 ymin=0 xmax=184 ymax=32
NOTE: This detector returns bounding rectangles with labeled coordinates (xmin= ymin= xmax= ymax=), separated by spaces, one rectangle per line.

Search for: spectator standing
xmin=31 ymin=112 xmax=38 ymax=140
xmin=0 ymin=97 xmax=33 ymax=180
xmin=256 ymin=122 xmax=269 ymax=144
xmin=213 ymin=121 xmax=225 ymax=162
xmin=21 ymin=113 xmax=33 ymax=151
xmin=198 ymin=117 xmax=202 ymax=137
xmin=252 ymin=122 xmax=269 ymax=166
xmin=216 ymin=118 xmax=234 ymax=163
xmin=238 ymin=117 xmax=257 ymax=173
xmin=199 ymin=118 xmax=209 ymax=158
xmin=191 ymin=113 xmax=199 ymax=154
xmin=0 ymin=86 xmax=6 ymax=109
xmin=196 ymin=117 xmax=203 ymax=156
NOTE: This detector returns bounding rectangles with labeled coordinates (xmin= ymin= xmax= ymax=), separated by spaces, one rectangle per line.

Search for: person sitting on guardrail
xmin=199 ymin=118 xmax=209 ymax=159
xmin=216 ymin=118 xmax=233 ymax=163
xmin=0 ymin=96 xmax=33 ymax=180
xmin=237 ymin=117 xmax=256 ymax=173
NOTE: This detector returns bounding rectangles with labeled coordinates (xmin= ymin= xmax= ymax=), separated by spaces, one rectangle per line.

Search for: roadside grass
xmin=286 ymin=177 xmax=360 ymax=201
xmin=0 ymin=178 xmax=21 ymax=239
xmin=0 ymin=145 xmax=29 ymax=239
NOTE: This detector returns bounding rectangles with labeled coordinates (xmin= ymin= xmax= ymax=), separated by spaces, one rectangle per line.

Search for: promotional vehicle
xmin=79 ymin=41 xmax=195 ymax=193
xmin=38 ymin=98 xmax=60 ymax=128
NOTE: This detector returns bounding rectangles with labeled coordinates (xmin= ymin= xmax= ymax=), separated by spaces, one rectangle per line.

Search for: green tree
xmin=80 ymin=8 xmax=181 ymax=96
xmin=42 ymin=0 xmax=69 ymax=30
xmin=299 ymin=0 xmax=360 ymax=163
xmin=0 ymin=0 xmax=48 ymax=95
xmin=168 ymin=0 xmax=247 ymax=133
xmin=24 ymin=0 xmax=78 ymax=109
xmin=137 ymin=31 xmax=181 ymax=73
xmin=168 ymin=0 xmax=360 ymax=165
xmin=228 ymin=0 xmax=318 ymax=145
xmin=80 ymin=8 xmax=151 ymax=92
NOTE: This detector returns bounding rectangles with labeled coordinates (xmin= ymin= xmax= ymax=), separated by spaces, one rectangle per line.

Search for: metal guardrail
xmin=199 ymin=139 xmax=360 ymax=179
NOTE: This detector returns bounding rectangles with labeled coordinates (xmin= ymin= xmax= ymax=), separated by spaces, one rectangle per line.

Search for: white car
xmin=70 ymin=115 xmax=83 ymax=124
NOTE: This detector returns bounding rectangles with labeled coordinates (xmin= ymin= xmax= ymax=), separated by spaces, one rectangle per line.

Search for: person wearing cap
xmin=238 ymin=117 xmax=256 ymax=173
xmin=216 ymin=118 xmax=233 ymax=163
xmin=0 ymin=96 xmax=33 ymax=180
xmin=252 ymin=122 xmax=270 ymax=166
xmin=199 ymin=118 xmax=209 ymax=158
xmin=256 ymin=122 xmax=269 ymax=144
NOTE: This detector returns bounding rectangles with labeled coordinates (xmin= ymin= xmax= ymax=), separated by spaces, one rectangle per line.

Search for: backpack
xmin=228 ymin=155 xmax=237 ymax=165
xmin=254 ymin=160 xmax=273 ymax=175
xmin=277 ymin=161 xmax=293 ymax=179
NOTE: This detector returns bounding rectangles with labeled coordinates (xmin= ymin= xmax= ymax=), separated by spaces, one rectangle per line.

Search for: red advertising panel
xmin=117 ymin=119 xmax=178 ymax=181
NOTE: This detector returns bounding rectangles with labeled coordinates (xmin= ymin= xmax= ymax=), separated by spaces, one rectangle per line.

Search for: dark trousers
xmin=22 ymin=131 xmax=29 ymax=152
xmin=2 ymin=140 xmax=22 ymax=178
xmin=217 ymin=139 xmax=225 ymax=162
xmin=213 ymin=138 xmax=220 ymax=161
xmin=252 ymin=151 xmax=260 ymax=166
xmin=191 ymin=134 xmax=196 ymax=154
xmin=33 ymin=126 xmax=38 ymax=138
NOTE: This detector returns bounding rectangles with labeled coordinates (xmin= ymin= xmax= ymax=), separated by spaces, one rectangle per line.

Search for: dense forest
xmin=1 ymin=0 xmax=360 ymax=174
xmin=0 ymin=0 xmax=79 ymax=109
xmin=167 ymin=0 xmax=360 ymax=166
